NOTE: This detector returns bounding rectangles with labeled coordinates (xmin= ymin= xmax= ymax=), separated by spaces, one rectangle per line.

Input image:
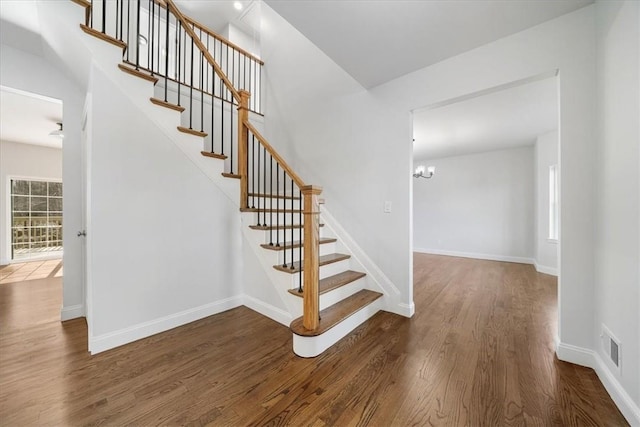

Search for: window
xmin=10 ymin=179 xmax=63 ymax=260
xmin=549 ymin=165 xmax=558 ymax=241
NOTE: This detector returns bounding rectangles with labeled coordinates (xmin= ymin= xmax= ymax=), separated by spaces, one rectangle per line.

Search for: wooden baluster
xmin=301 ymin=185 xmax=322 ymax=331
xmin=237 ymin=90 xmax=251 ymax=210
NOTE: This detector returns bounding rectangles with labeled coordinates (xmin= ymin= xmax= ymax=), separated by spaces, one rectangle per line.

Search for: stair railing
xmin=78 ymin=0 xmax=322 ymax=331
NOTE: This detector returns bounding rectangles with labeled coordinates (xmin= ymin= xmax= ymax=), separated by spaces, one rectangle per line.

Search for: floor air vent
xmin=601 ymin=324 xmax=621 ymax=373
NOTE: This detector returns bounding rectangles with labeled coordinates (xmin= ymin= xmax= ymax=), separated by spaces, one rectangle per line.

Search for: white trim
xmin=0 ymin=85 xmax=63 ymax=105
xmin=60 ymin=304 xmax=84 ymax=321
xmin=534 ymin=261 xmax=558 ymax=276
xmin=414 ymin=248 xmax=535 ymax=265
xmin=6 ymin=175 xmax=64 ymax=263
xmin=88 ymin=296 xmax=243 ymax=354
xmin=4 ymin=252 xmax=63 ymax=264
xmin=396 ymin=302 xmax=415 ymax=317
xmin=242 ymin=294 xmax=292 ymax=327
xmin=556 ymin=341 xmax=640 ymax=426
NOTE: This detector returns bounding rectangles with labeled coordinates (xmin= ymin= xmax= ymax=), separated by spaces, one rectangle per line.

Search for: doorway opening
xmin=410 ymin=70 xmax=560 ymax=332
xmin=0 ymin=86 xmax=64 ymax=326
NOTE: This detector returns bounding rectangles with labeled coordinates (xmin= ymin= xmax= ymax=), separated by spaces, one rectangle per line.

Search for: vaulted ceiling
xmin=265 ymin=0 xmax=593 ymax=88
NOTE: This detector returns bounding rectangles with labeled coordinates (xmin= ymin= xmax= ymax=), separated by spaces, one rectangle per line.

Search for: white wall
xmin=534 ymin=131 xmax=559 ymax=275
xmin=260 ymin=4 xmax=414 ymax=316
xmin=0 ymin=141 xmax=63 ymax=264
xmin=0 ymin=43 xmax=85 ymax=321
xmin=594 ymin=0 xmax=640 ymax=414
xmin=87 ymin=64 xmax=244 ymax=350
xmin=222 ymin=23 xmax=261 ymax=59
xmin=413 ymin=147 xmax=535 ymax=263
xmin=261 ymin=3 xmax=597 ymax=335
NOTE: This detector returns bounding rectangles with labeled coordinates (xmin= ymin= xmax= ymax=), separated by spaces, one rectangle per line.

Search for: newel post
xmin=237 ymin=90 xmax=251 ymax=209
xmin=301 ymin=185 xmax=323 ymax=331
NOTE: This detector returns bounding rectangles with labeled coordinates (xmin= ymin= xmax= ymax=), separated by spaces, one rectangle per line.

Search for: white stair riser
xmin=292 ymin=299 xmax=383 ymax=358
xmin=246 ymin=198 xmax=302 ymax=210
xmin=285 ymin=276 xmax=367 ymax=319
xmin=274 ymin=242 xmax=336 ymax=265
xmin=272 ymin=258 xmax=353 ymax=290
xmin=244 ymin=211 xmax=304 ymax=225
xmin=253 ymin=227 xmax=319 ymax=244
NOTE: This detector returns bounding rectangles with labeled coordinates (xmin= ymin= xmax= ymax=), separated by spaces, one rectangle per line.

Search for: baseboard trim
xmin=556 ymin=341 xmax=640 ymax=426
xmin=60 ymin=304 xmax=85 ymax=321
xmin=89 ymin=295 xmax=243 ymax=354
xmin=395 ymin=302 xmax=415 ymax=317
xmin=414 ymin=248 xmax=534 ymax=265
xmin=534 ymin=263 xmax=558 ymax=276
xmin=242 ymin=294 xmax=292 ymax=327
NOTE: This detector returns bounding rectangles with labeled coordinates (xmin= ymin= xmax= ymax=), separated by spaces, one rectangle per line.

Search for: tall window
xmin=549 ymin=165 xmax=559 ymax=241
xmin=11 ymin=179 xmax=63 ymax=260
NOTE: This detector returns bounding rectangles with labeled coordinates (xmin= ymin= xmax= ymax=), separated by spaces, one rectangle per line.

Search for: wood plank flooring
xmin=0 ymin=254 xmax=629 ymax=426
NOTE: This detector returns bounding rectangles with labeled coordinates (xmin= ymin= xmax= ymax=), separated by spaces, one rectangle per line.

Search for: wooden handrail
xmin=243 ymin=120 xmax=307 ymax=189
xmin=185 ymin=16 xmax=264 ymax=66
xmin=165 ymin=0 xmax=241 ymax=103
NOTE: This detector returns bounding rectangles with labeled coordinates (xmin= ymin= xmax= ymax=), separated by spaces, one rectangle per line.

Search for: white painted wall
xmin=413 ymin=147 xmax=535 ymax=263
xmin=260 ymin=4 xmax=414 ymax=316
xmin=86 ymin=64 xmax=244 ymax=349
xmin=0 ymin=43 xmax=85 ymax=320
xmin=260 ymin=3 xmax=597 ymax=333
xmin=0 ymin=141 xmax=63 ymax=264
xmin=534 ymin=131 xmax=559 ymax=275
xmin=222 ymin=23 xmax=261 ymax=59
xmin=594 ymin=0 xmax=640 ymax=413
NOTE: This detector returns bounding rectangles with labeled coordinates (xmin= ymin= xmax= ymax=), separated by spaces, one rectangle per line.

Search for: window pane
xmin=30 ymin=196 xmax=48 ymax=211
xmin=31 ymin=181 xmax=47 ymax=196
xmin=12 ymin=196 xmax=29 ymax=211
xmin=11 ymin=179 xmax=64 ymax=260
xmin=12 ymin=180 xmax=29 ymax=195
xmin=49 ymin=198 xmax=63 ymax=212
xmin=48 ymin=182 xmax=63 ymax=196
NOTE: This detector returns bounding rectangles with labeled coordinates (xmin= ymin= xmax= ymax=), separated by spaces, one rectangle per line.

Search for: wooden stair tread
xmin=177 ymin=126 xmax=207 ymax=138
xmin=249 ymin=224 xmax=324 ymax=231
xmin=274 ymin=253 xmax=350 ymax=274
xmin=261 ymin=237 xmax=336 ymax=251
xmin=241 ymin=208 xmax=301 ymax=213
xmin=150 ymin=98 xmax=185 ymax=112
xmin=290 ymin=290 xmax=383 ymax=337
xmin=201 ymin=151 xmax=227 ymax=160
xmin=248 ymin=193 xmax=301 ymax=200
xmin=80 ymin=24 xmax=127 ymax=50
xmin=222 ymin=173 xmax=241 ymax=179
xmin=288 ymin=270 xmax=366 ymax=298
xmin=117 ymin=64 xmax=158 ymax=84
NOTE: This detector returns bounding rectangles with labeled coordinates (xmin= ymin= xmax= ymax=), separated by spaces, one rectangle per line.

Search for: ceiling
xmin=413 ymin=76 xmax=558 ymax=161
xmin=265 ymin=0 xmax=593 ymax=88
xmin=0 ymin=88 xmax=64 ymax=149
xmin=175 ymin=0 xmax=260 ymax=36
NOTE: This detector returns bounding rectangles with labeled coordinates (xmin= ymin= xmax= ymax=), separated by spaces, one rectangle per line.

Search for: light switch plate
xmin=384 ymin=201 xmax=392 ymax=213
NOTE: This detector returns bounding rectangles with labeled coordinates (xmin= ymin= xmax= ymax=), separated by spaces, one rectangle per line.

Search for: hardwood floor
xmin=0 ymin=254 xmax=628 ymax=426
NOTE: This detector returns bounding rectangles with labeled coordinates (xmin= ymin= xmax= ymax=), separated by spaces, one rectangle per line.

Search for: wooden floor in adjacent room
xmin=0 ymin=254 xmax=628 ymax=426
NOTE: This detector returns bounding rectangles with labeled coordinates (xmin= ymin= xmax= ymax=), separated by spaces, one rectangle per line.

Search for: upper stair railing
xmin=79 ymin=0 xmax=322 ymax=332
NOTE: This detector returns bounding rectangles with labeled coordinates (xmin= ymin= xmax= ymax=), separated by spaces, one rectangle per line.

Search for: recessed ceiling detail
xmin=413 ymin=76 xmax=558 ymax=161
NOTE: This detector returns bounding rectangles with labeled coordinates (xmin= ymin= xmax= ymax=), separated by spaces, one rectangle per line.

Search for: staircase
xmin=70 ymin=0 xmax=384 ymax=357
